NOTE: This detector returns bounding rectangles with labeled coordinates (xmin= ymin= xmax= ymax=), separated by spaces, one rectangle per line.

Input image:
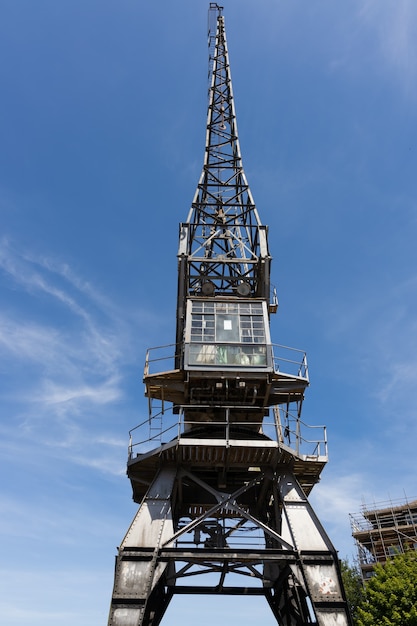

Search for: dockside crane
xmin=108 ymin=5 xmax=352 ymax=625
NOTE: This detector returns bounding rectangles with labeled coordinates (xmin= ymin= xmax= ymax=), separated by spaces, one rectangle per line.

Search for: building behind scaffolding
xmin=350 ymin=497 xmax=417 ymax=580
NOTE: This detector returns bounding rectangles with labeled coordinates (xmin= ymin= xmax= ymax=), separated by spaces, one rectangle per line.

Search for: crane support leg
xmin=265 ymin=472 xmax=351 ymax=625
xmin=108 ymin=466 xmax=176 ymax=626
xmin=108 ymin=463 xmax=351 ymax=626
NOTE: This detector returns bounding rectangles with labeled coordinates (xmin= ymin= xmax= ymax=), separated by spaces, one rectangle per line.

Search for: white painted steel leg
xmin=277 ymin=472 xmax=351 ymax=626
xmin=108 ymin=466 xmax=176 ymax=626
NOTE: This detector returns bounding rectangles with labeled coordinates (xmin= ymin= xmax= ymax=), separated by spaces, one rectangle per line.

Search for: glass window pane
xmin=216 ymin=314 xmax=240 ymax=342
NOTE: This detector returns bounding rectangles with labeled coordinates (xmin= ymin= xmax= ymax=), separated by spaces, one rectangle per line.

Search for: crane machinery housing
xmin=107 ymin=4 xmax=353 ymax=625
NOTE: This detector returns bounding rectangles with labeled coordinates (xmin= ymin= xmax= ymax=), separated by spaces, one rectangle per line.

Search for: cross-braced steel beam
xmin=109 ymin=462 xmax=351 ymax=625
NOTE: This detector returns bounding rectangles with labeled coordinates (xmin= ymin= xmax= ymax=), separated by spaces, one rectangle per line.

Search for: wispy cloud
xmin=0 ymin=238 xmax=140 ymax=471
xmin=0 ymin=237 xmax=128 ymax=368
xmin=35 ymin=378 xmax=122 ymax=408
xmin=310 ymin=471 xmax=373 ymax=559
xmin=312 ymin=472 xmax=370 ymax=520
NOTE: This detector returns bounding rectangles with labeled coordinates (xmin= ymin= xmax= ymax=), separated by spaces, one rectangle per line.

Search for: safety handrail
xmin=128 ymin=407 xmax=327 ymax=462
xmin=144 ymin=341 xmax=308 ymax=380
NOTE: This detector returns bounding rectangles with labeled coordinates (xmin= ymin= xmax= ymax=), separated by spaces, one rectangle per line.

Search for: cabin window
xmin=187 ymin=300 xmax=269 ymax=367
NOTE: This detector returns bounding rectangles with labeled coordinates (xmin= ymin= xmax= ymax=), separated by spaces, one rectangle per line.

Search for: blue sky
xmin=1 ymin=0 xmax=417 ymax=624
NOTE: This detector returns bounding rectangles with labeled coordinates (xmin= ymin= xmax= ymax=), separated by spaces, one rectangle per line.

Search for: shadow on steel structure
xmin=108 ymin=4 xmax=352 ymax=625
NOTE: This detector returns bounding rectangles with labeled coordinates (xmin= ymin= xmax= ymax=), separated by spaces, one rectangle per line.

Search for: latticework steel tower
xmin=108 ymin=5 xmax=352 ymax=625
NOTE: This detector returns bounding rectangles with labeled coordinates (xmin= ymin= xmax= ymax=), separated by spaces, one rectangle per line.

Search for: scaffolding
xmin=350 ymin=496 xmax=417 ymax=580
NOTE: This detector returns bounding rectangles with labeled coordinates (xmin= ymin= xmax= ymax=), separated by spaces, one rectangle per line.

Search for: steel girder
xmin=108 ymin=467 xmax=176 ymax=626
xmin=108 ymin=461 xmax=352 ymax=626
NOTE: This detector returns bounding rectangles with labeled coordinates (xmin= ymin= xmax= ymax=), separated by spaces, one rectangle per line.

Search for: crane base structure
xmin=107 ymin=4 xmax=352 ymax=625
xmin=108 ymin=410 xmax=350 ymax=626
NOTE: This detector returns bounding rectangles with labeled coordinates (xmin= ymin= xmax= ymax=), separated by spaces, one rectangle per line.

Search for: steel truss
xmin=108 ymin=3 xmax=352 ymax=625
xmin=109 ymin=463 xmax=350 ymax=626
xmin=178 ymin=5 xmax=270 ymax=306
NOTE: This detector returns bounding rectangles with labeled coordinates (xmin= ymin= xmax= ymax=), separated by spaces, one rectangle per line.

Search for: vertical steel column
xmin=108 ymin=467 xmax=176 ymax=626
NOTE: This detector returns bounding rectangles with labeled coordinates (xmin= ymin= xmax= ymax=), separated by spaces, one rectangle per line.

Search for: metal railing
xmin=271 ymin=344 xmax=308 ymax=380
xmin=143 ymin=343 xmax=180 ymax=377
xmin=144 ymin=341 xmax=308 ymax=381
xmin=128 ymin=405 xmax=327 ymax=462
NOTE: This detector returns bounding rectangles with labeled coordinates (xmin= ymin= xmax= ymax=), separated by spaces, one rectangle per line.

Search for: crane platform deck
xmin=127 ymin=435 xmax=327 ymax=503
xmin=144 ymin=367 xmax=309 ymax=408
